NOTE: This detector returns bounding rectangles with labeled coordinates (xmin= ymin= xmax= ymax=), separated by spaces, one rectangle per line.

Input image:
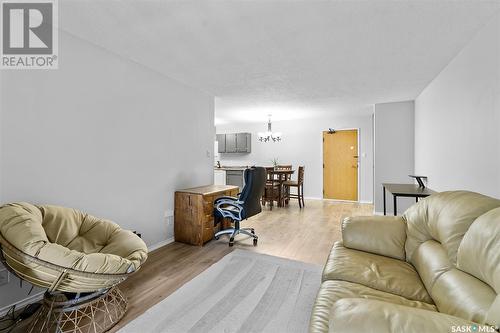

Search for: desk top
xmin=383 ymin=183 xmax=435 ymax=197
xmin=176 ymin=185 xmax=239 ymax=195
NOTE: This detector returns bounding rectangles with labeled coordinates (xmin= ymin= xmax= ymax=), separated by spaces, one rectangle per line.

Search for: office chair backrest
xmin=239 ymin=167 xmax=266 ymax=219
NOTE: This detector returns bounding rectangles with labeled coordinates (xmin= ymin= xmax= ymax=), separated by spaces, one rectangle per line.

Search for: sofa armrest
xmin=341 ymin=215 xmax=406 ymax=260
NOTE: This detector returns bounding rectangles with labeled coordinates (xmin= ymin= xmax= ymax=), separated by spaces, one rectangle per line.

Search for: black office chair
xmin=214 ymin=166 xmax=266 ymax=247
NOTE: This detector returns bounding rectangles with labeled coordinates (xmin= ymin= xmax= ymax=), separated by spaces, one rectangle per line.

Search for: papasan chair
xmin=0 ymin=203 xmax=148 ymax=333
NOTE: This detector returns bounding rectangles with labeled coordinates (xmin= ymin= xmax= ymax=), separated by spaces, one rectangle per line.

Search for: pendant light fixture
xmin=258 ymin=114 xmax=282 ymax=142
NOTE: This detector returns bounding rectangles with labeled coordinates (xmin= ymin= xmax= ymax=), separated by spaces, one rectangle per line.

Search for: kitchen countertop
xmin=214 ymin=166 xmax=249 ymax=171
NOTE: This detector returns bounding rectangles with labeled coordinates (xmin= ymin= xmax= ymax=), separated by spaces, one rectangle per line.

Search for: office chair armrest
xmin=214 ymin=196 xmax=239 ymax=204
xmin=215 ymin=201 xmax=243 ymax=221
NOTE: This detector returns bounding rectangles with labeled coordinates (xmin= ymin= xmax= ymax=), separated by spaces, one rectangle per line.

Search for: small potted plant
xmin=271 ymin=158 xmax=279 ymax=170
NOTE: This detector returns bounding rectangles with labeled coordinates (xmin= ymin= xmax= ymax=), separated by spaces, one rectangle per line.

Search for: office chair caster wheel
xmin=253 ymin=238 xmax=258 ymax=246
xmin=251 ymin=229 xmax=255 ymax=234
xmin=215 ymin=236 xmax=220 ymax=240
xmin=229 ymin=238 xmax=234 ymax=247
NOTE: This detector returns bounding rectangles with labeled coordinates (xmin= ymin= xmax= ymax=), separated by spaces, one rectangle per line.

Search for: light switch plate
xmin=0 ymin=269 xmax=9 ymax=286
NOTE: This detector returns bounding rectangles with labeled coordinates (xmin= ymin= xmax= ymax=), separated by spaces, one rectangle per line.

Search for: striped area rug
xmin=119 ymin=249 xmax=322 ymax=333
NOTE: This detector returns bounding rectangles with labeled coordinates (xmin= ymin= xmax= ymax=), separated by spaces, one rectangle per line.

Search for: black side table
xmin=382 ymin=183 xmax=435 ymax=216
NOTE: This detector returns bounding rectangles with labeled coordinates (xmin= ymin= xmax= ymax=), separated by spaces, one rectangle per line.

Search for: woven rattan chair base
xmin=28 ymin=287 xmax=127 ymax=333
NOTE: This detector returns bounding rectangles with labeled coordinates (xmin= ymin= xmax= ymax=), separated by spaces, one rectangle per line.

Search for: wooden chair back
xmin=262 ymin=167 xmax=279 ymax=208
xmin=298 ymin=166 xmax=305 ymax=185
xmin=265 ymin=167 xmax=275 ymax=183
xmin=275 ymin=165 xmax=292 ymax=181
xmin=275 ymin=165 xmax=292 ymax=170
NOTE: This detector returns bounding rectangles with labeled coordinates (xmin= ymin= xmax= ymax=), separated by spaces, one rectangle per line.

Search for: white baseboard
xmin=321 ymin=198 xmax=358 ymax=203
xmin=373 ymin=211 xmax=384 ymax=216
xmin=359 ymin=200 xmax=374 ymax=204
xmin=148 ymin=237 xmax=175 ymax=252
xmin=304 ymin=197 xmax=373 ymax=204
xmin=304 ymin=197 xmax=322 ymax=200
xmin=0 ymin=291 xmax=44 ymax=317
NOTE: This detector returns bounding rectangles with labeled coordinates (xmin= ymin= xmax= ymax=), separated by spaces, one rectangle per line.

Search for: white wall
xmin=0 ymin=71 xmax=2 ymax=203
xmin=0 ymin=31 xmax=214 ymax=310
xmin=415 ymin=12 xmax=500 ymax=198
xmin=374 ymin=101 xmax=415 ymax=214
xmin=216 ymin=115 xmax=374 ymax=203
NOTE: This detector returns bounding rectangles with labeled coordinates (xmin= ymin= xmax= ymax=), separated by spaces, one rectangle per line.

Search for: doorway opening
xmin=323 ymin=129 xmax=359 ymax=201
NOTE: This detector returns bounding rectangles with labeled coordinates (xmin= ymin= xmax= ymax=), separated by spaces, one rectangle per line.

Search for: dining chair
xmin=275 ymin=164 xmax=292 ymax=172
xmin=283 ymin=166 xmax=305 ymax=208
xmin=262 ymin=167 xmax=279 ymax=210
xmin=275 ymin=165 xmax=293 ymax=204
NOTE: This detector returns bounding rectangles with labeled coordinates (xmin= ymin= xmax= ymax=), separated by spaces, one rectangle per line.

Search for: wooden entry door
xmin=323 ymin=130 xmax=358 ymax=200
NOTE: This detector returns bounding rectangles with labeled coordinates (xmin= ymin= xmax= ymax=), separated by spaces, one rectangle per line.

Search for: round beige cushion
xmin=0 ymin=202 xmax=148 ymax=291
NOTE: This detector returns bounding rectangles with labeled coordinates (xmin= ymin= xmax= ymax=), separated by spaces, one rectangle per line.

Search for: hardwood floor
xmin=110 ymin=199 xmax=373 ymax=332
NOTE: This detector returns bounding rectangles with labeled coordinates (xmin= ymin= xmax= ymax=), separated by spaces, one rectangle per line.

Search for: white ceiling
xmin=60 ymin=1 xmax=500 ymax=123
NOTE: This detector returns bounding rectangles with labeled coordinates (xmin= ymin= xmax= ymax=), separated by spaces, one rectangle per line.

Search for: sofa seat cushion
xmin=323 ymin=242 xmax=432 ymax=303
xmin=310 ymin=280 xmax=437 ymax=333
xmin=324 ymin=298 xmax=480 ymax=333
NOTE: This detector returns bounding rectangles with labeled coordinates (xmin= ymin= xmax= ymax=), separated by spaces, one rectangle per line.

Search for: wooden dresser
xmin=174 ymin=185 xmax=239 ymax=246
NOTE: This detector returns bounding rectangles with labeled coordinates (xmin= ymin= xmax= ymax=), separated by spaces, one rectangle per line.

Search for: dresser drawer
xmin=204 ymin=196 xmax=216 ymax=215
xmin=202 ymin=224 xmax=214 ymax=243
xmin=203 ymin=214 xmax=214 ymax=226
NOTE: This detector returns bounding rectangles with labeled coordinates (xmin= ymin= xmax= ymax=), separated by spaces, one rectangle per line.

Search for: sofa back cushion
xmin=403 ymin=191 xmax=500 ymax=326
xmin=457 ymin=207 xmax=500 ymax=327
xmin=457 ymin=207 xmax=500 ymax=294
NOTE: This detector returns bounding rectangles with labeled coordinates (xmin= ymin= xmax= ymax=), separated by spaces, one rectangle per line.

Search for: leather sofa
xmin=310 ymin=191 xmax=500 ymax=332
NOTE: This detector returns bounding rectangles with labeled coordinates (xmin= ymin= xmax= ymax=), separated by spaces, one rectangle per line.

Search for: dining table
xmin=268 ymin=169 xmax=295 ymax=207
